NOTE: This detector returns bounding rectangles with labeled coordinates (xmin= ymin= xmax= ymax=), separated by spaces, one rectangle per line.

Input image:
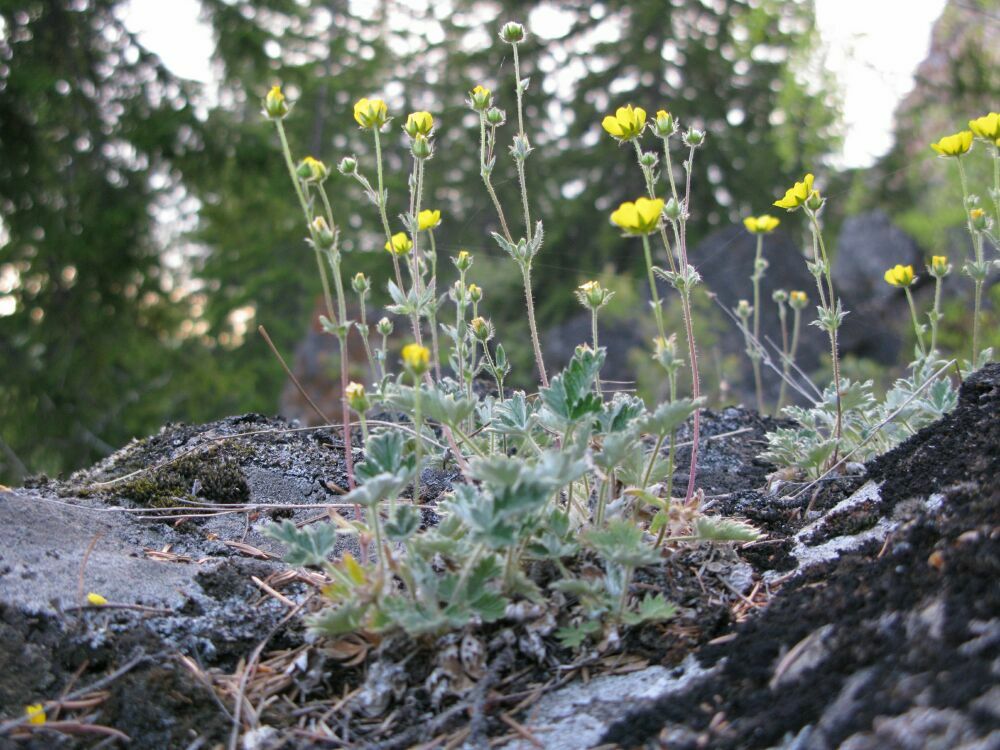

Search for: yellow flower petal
xmin=86 ymin=592 xmax=108 ymax=606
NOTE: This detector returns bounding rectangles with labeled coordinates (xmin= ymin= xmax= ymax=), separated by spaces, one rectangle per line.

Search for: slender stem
xmin=511 ymin=43 xmax=533 ymax=243
xmin=641 ymin=434 xmax=666 ymax=489
xmin=641 ymin=234 xmax=667 ymax=341
xmin=374 ymin=128 xmax=422 ymax=347
xmin=677 ymin=145 xmax=702 ymax=505
xmin=957 ymin=157 xmax=984 ymax=368
xmin=428 ymin=230 xmax=442 ymax=380
xmin=449 ymin=423 xmax=487 ymax=459
xmin=930 ymin=275 xmax=942 ymax=356
xmin=274 ymin=121 xmax=335 ymax=322
xmin=412 ymin=380 xmax=422 ymax=504
xmin=904 ymin=287 xmax=927 ymax=357
xmin=591 ymin=308 xmax=602 ymax=398
xmin=993 ymin=145 xmax=1000 ymax=231
xmin=808 ymin=212 xmax=842 ymax=453
xmin=750 ymin=234 xmax=765 ymax=414
xmin=479 ymin=116 xmax=513 ymax=242
xmin=521 ymin=261 xmax=549 ymax=386
xmin=776 ymin=300 xmax=790 ymax=412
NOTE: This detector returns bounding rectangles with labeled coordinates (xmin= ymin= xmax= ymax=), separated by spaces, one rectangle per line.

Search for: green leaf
xmin=263 ymin=519 xmax=337 ymax=566
xmin=540 ymin=346 xmax=606 ymax=424
xmin=384 ymin=504 xmax=421 ymax=541
xmin=356 ymin=431 xmax=413 ymax=480
xmin=693 ymin=516 xmax=761 ymax=543
xmin=307 ymin=602 xmax=368 ymax=635
xmin=555 ymin=621 xmax=601 ymax=648
xmin=636 ymin=397 xmax=703 ymax=437
xmin=585 ymin=520 xmax=661 ymax=568
xmin=621 ymin=594 xmax=677 ymax=626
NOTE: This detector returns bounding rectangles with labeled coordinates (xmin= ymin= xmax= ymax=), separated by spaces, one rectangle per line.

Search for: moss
xmin=116 ymin=447 xmax=250 ymax=508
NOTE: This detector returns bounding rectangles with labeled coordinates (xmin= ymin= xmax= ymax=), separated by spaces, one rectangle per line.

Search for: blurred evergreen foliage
xmin=1 ymin=0 xmax=840 ymax=482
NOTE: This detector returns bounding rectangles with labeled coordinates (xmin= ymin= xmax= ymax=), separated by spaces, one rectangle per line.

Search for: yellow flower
xmin=789 ymin=290 xmax=808 ymax=309
xmin=467 ymin=283 xmax=482 ymax=302
xmin=969 ymin=113 xmax=999 ymax=140
xmin=353 ymin=98 xmax=389 ymax=129
xmin=884 ymin=264 xmax=915 ymax=288
xmin=601 ymin=105 xmax=647 ymax=141
xmin=610 ymin=197 xmax=664 ymax=235
xmin=576 ymin=280 xmax=613 ymax=309
xmin=469 ymin=316 xmax=493 ymax=341
xmin=930 ymin=131 xmax=973 ymax=157
xmin=417 ymin=209 xmax=441 ymax=231
xmin=743 ymin=214 xmax=780 ymax=234
xmin=263 ymin=85 xmax=288 ymax=119
xmin=86 ymin=592 xmax=108 ymax=606
xmin=385 ymin=232 xmax=413 ymax=256
xmin=25 ymin=703 xmax=46 ymax=726
xmin=773 ymin=174 xmax=815 ymax=211
xmin=401 ymin=343 xmax=430 ymax=374
xmin=404 ymin=111 xmax=434 ymax=138
xmin=469 ymin=85 xmax=492 ymax=111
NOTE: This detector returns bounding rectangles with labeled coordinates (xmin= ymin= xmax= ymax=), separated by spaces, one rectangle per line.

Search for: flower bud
xmin=353 ymin=97 xmax=389 ymax=130
xmin=664 ymin=197 xmax=682 ymax=221
xmin=735 ymin=299 xmax=752 ymax=319
xmin=806 ymin=190 xmax=824 ymax=212
xmin=499 ymin=22 xmax=525 ymax=44
xmin=403 ymin=111 xmax=434 ymax=139
xmin=338 ymin=156 xmax=358 ymax=174
xmin=311 ymin=216 xmax=335 ymax=247
xmin=469 ymin=85 xmax=492 ymax=112
xmin=467 ymin=283 xmax=482 ymax=303
xmin=653 ymin=109 xmax=675 ymax=137
xmin=411 ymin=133 xmax=433 ymax=160
xmin=789 ymin=290 xmax=808 ymax=310
xmin=263 ymin=85 xmax=289 ymax=120
xmin=576 ymin=280 xmax=613 ymax=310
xmin=772 ymin=289 xmax=788 ymax=304
xmin=352 ymin=272 xmax=370 ymax=295
xmin=345 ymin=382 xmax=370 ymax=414
xmin=683 ymin=127 xmax=705 ymax=147
xmin=296 ymin=156 xmax=329 ymax=183
xmin=970 ymin=207 xmax=987 ymax=231
xmin=653 ymin=334 xmax=682 ymax=371
xmin=377 ymin=317 xmax=394 ymax=336
xmin=929 ymin=255 xmax=951 ymax=277
xmin=469 ymin=316 xmax=493 ymax=341
xmin=639 ymin=151 xmax=658 ymax=168
xmin=485 ymin=107 xmax=507 ymax=127
xmin=883 ymin=264 xmax=915 ymax=288
xmin=453 ymin=250 xmax=473 ymax=271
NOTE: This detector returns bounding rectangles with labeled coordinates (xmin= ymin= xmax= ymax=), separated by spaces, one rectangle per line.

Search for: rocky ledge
xmin=0 ymin=366 xmax=997 ymax=749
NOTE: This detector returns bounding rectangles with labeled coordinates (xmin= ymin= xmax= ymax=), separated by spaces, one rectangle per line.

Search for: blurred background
xmin=1 ymin=0 xmax=997 ymax=484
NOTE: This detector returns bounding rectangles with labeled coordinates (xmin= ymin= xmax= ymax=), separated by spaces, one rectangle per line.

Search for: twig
xmin=258 ymin=324 xmax=332 ymax=425
xmin=76 ymin=533 xmax=104 ymax=609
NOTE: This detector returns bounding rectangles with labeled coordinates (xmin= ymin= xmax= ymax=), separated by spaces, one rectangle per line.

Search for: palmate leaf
xmin=264 ymin=519 xmax=337 ymax=566
xmin=356 ymin=431 xmax=413 ymax=480
xmin=307 ymin=602 xmax=369 ymax=636
xmin=540 ymin=346 xmax=606 ymax=424
xmin=491 ymin=391 xmax=535 ymax=437
xmin=693 ymin=516 xmax=761 ymax=543
xmin=555 ymin=621 xmax=601 ymax=648
xmin=384 ymin=504 xmax=421 ymax=541
xmin=621 ymin=594 xmax=678 ymax=626
xmin=584 ymin=520 xmax=661 ymax=568
xmin=596 ymin=393 xmax=646 ymax=434
xmin=636 ymin=397 xmax=703 ymax=437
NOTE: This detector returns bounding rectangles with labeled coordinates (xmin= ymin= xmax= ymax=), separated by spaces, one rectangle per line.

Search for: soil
xmin=0 ymin=367 xmax=996 ymax=749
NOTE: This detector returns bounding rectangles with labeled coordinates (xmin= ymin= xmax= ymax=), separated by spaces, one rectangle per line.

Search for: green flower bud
xmin=352 ymin=272 xmax=370 ymax=295
xmin=338 ymin=156 xmax=358 ymax=174
xmin=296 ymin=156 xmax=329 ymax=183
xmin=772 ymin=289 xmax=788 ymax=304
xmin=664 ymin=197 xmax=682 ymax=221
xmin=683 ymin=128 xmax=705 ymax=147
xmin=263 ymin=85 xmax=289 ymax=120
xmin=453 ymin=250 xmax=473 ymax=272
xmin=639 ymin=151 xmax=658 ymax=168
xmin=499 ymin=22 xmax=525 ymax=44
xmin=311 ymin=217 xmax=335 ymax=247
xmin=411 ymin=133 xmax=433 ymax=160
xmin=735 ymin=299 xmax=752 ymax=319
xmin=485 ymin=107 xmax=506 ymax=127
xmin=376 ymin=317 xmax=394 ymax=336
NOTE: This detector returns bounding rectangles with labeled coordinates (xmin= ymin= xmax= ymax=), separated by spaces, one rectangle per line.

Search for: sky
xmin=122 ymin=0 xmax=948 ymax=169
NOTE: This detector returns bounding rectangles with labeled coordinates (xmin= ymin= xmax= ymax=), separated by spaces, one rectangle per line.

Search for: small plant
xmin=258 ymin=23 xmax=767 ymax=650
